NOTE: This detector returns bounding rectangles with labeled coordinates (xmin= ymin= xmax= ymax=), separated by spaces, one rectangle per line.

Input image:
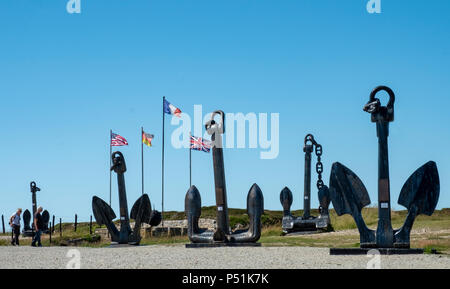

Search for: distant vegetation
xmin=1 ymin=207 xmax=449 ymax=254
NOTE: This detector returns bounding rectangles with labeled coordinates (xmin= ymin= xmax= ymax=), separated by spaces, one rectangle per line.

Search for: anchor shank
xmin=212 ymin=132 xmax=230 ymax=235
xmin=376 ymin=121 xmax=394 ymax=247
xmin=32 ymin=192 xmax=37 ymax=218
xmin=303 ymin=145 xmax=313 ymax=219
xmin=117 ymin=172 xmax=131 ymax=241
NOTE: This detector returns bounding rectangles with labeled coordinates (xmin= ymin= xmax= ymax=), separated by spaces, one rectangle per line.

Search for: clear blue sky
xmin=1 ymin=1 xmax=449 ymax=223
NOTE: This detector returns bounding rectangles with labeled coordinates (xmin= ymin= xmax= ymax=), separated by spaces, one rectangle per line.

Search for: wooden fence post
xmin=49 ymin=222 xmax=52 ymax=244
xmin=74 ymin=214 xmax=77 ymax=232
xmin=1 ymin=215 xmax=5 ymax=234
xmin=89 ymin=215 xmax=92 ymax=235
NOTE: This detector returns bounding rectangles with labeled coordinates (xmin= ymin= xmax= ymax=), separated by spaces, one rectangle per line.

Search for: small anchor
xmin=92 ymin=151 xmax=161 ymax=245
xmin=23 ymin=181 xmax=50 ymax=236
xmin=329 ymin=86 xmax=440 ymax=249
xmin=280 ymin=134 xmax=331 ymax=234
xmin=185 ymin=110 xmax=264 ymax=245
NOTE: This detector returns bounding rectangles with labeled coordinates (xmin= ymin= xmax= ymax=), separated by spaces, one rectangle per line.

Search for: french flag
xmin=163 ymin=98 xmax=182 ymax=117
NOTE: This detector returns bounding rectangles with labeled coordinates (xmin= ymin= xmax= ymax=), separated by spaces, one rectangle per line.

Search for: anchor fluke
xmin=329 ymin=162 xmax=375 ymax=247
xmin=230 ymin=183 xmax=264 ymax=243
xmin=329 ymin=162 xmax=371 ymax=215
xmin=280 ymin=187 xmax=293 ymax=217
xmin=130 ymin=194 xmax=152 ymax=223
xmin=398 ymin=161 xmax=440 ymax=216
xmin=394 ymin=161 xmax=440 ymax=248
xmin=92 ymin=196 xmax=116 ymax=225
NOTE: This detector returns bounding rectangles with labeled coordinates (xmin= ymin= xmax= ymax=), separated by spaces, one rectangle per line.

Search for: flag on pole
xmin=163 ymin=98 xmax=182 ymax=117
xmin=111 ymin=132 xmax=128 ymax=146
xmin=190 ymin=135 xmax=212 ymax=153
xmin=142 ymin=131 xmax=154 ymax=147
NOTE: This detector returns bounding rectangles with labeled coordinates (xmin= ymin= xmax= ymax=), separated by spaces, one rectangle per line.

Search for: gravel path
xmin=0 ymin=245 xmax=449 ymax=269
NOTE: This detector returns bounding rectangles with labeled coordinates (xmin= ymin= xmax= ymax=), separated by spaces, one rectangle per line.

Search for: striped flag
xmin=142 ymin=131 xmax=154 ymax=147
xmin=111 ymin=132 xmax=128 ymax=146
xmin=163 ymin=98 xmax=182 ymax=117
xmin=190 ymin=135 xmax=211 ymax=153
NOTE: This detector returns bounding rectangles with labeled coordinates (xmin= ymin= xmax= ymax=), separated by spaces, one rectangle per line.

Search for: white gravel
xmin=0 ymin=245 xmax=449 ymax=269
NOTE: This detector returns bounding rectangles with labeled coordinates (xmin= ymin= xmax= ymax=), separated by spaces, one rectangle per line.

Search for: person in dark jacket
xmin=31 ymin=206 xmax=44 ymax=247
xmin=9 ymin=208 xmax=22 ymax=246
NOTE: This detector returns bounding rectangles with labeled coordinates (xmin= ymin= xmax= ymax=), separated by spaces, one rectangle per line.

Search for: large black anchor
xmin=280 ymin=134 xmax=331 ymax=234
xmin=92 ymin=151 xmax=161 ymax=245
xmin=185 ymin=110 xmax=264 ymax=246
xmin=23 ymin=181 xmax=50 ymax=237
xmin=329 ymin=86 xmax=440 ymax=253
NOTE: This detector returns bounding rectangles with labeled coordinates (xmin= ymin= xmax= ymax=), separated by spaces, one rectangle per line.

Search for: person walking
xmin=31 ymin=206 xmax=44 ymax=247
xmin=9 ymin=208 xmax=22 ymax=246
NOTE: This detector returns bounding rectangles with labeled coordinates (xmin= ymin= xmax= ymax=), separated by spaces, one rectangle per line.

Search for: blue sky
xmin=0 ymin=0 xmax=449 ymax=223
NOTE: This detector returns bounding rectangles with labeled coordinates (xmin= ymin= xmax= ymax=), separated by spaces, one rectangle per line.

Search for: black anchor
xmin=22 ymin=181 xmax=50 ymax=236
xmin=280 ymin=134 xmax=331 ymax=234
xmin=92 ymin=151 xmax=161 ymax=245
xmin=185 ymin=110 xmax=264 ymax=246
xmin=329 ymin=86 xmax=440 ymax=251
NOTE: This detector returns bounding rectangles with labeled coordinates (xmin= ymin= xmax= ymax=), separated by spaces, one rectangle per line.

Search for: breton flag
xmin=190 ymin=135 xmax=212 ymax=153
xmin=163 ymin=98 xmax=182 ymax=117
xmin=142 ymin=131 xmax=154 ymax=147
xmin=111 ymin=132 xmax=128 ymax=146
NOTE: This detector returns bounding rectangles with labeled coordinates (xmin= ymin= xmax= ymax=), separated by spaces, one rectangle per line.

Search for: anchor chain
xmin=304 ymin=134 xmax=324 ymax=190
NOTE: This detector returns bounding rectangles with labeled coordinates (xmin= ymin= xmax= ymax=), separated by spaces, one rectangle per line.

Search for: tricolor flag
xmin=190 ymin=135 xmax=212 ymax=153
xmin=163 ymin=98 xmax=182 ymax=117
xmin=111 ymin=132 xmax=128 ymax=146
xmin=142 ymin=131 xmax=154 ymax=147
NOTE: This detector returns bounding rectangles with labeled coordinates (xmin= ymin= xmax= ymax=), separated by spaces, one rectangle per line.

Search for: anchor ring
xmin=369 ymin=85 xmax=395 ymax=108
xmin=206 ymin=110 xmax=225 ymax=134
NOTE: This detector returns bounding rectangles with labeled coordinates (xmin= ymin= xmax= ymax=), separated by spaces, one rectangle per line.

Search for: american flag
xmin=111 ymin=132 xmax=128 ymax=146
xmin=190 ymin=135 xmax=211 ymax=153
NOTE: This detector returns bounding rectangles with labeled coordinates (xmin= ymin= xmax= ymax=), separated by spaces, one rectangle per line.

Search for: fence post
xmin=74 ymin=214 xmax=77 ymax=232
xmin=89 ymin=215 xmax=92 ymax=235
xmin=1 ymin=215 xmax=5 ymax=234
xmin=52 ymin=215 xmax=55 ymax=233
xmin=49 ymin=222 xmax=52 ymax=244
xmin=59 ymin=218 xmax=62 ymax=238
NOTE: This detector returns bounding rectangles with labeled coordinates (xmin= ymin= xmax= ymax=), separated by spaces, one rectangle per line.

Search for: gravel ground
xmin=0 ymin=245 xmax=449 ymax=269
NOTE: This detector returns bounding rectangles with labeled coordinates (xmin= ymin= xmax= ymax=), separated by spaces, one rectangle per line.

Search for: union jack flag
xmin=111 ymin=132 xmax=128 ymax=146
xmin=190 ymin=135 xmax=211 ymax=153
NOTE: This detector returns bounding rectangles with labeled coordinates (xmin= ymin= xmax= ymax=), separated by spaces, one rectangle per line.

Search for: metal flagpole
xmin=189 ymin=132 xmax=192 ymax=188
xmin=162 ymin=96 xmax=165 ymax=226
xmin=141 ymin=127 xmax=144 ymax=195
xmin=109 ymin=129 xmax=112 ymax=206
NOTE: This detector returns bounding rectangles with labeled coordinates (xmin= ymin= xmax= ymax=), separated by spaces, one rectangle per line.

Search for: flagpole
xmin=189 ymin=132 xmax=192 ymax=188
xmin=162 ymin=96 xmax=165 ymax=226
xmin=141 ymin=127 xmax=144 ymax=195
xmin=109 ymin=129 xmax=112 ymax=207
